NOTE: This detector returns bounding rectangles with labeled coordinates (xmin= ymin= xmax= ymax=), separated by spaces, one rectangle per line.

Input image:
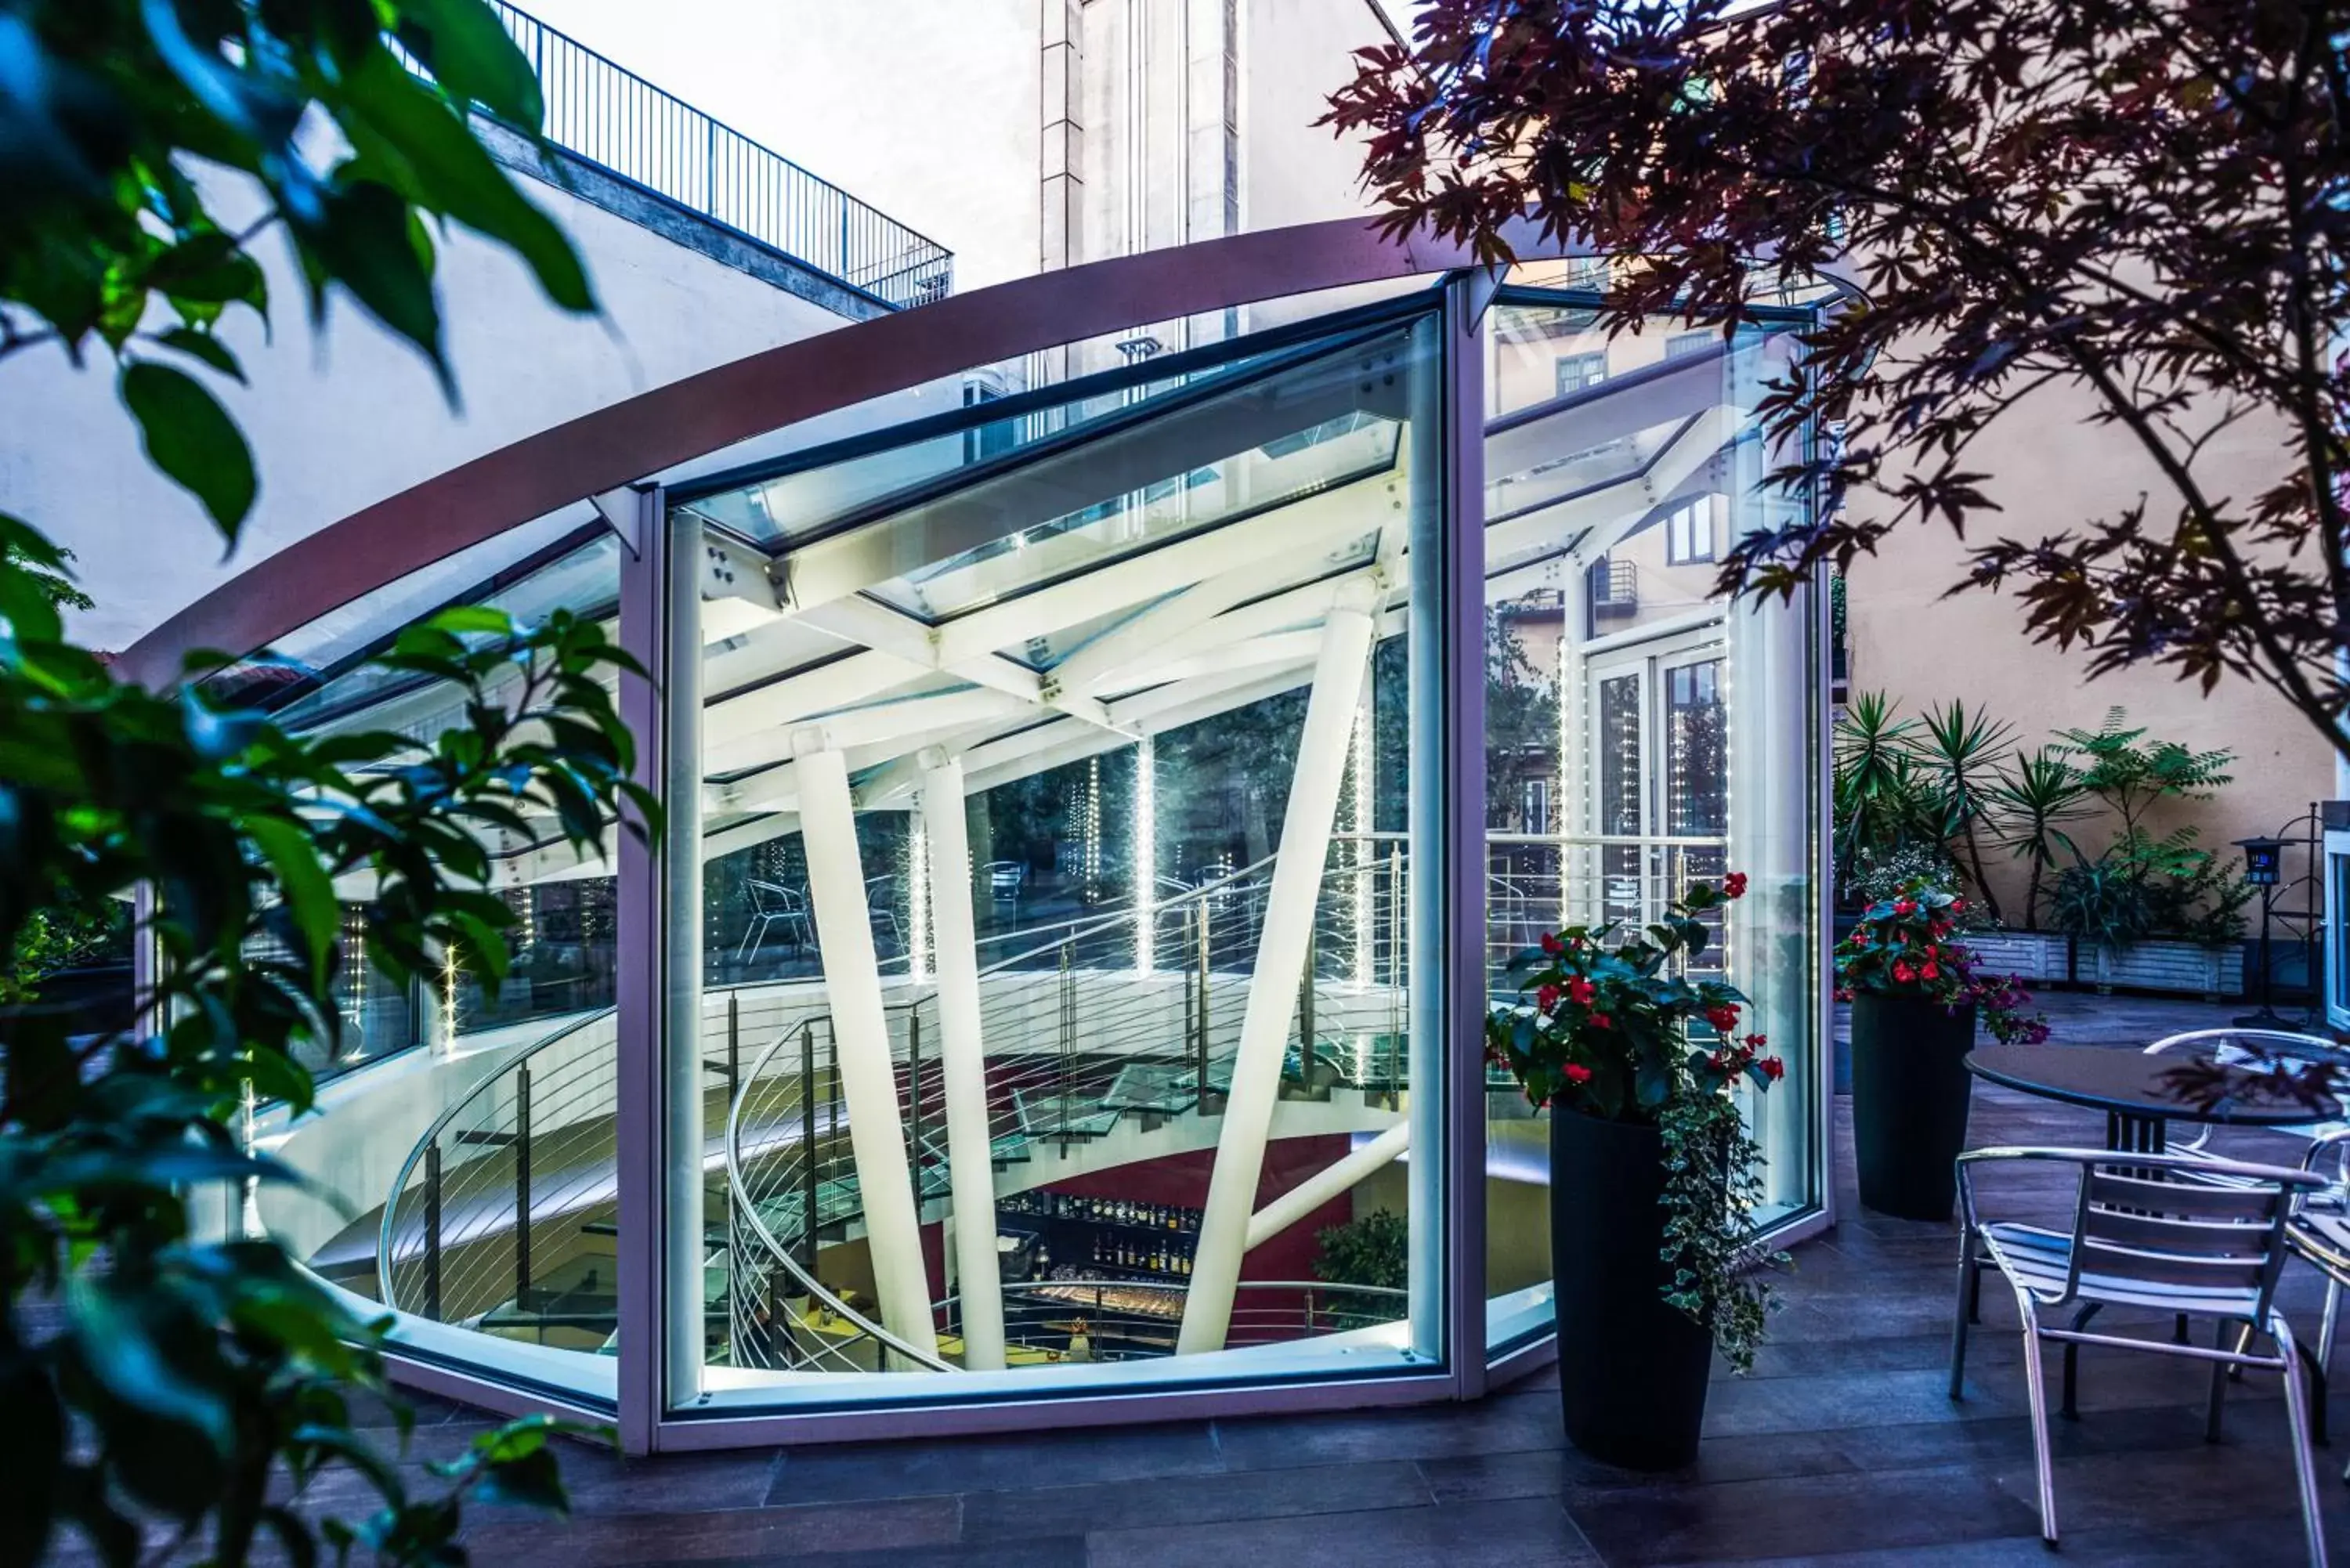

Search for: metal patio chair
xmin=2282 ymin=1126 xmax=2350 ymax=1455
xmin=2143 ymin=1028 xmax=2350 ymax=1168
xmin=1949 ymin=1146 xmax=2329 ymax=1561
xmin=737 ymin=880 xmax=812 ymax=964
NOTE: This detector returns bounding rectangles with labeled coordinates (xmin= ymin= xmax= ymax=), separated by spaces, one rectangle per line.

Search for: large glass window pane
xmin=240 ymin=533 xmax=627 ymax=1406
xmin=1481 ymin=292 xmax=1824 ymax=1354
xmin=667 ymin=305 xmax=1448 ymax=1411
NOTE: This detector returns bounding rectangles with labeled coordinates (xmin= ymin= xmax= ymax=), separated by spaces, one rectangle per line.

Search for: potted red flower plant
xmin=1835 ymin=875 xmax=2048 ymax=1220
xmin=1486 ymin=873 xmax=1786 ymax=1471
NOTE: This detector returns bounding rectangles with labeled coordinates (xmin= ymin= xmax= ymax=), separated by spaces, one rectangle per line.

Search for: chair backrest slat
xmin=2073 ymin=1240 xmax=2269 ymax=1292
xmin=2087 ymin=1171 xmax=2282 ymax=1221
xmin=2087 ymin=1206 xmax=2278 ymax=1259
xmin=2065 ymin=1160 xmax=2299 ymax=1317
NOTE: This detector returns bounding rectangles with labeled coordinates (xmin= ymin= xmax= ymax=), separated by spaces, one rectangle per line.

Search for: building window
xmin=1665 ymin=500 xmax=1716 ymax=565
xmin=1554 ymin=352 xmax=1607 ymax=397
xmin=1665 ymin=331 xmax=1715 ymax=360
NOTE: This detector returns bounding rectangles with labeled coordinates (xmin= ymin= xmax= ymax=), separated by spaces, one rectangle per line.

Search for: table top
xmin=1965 ymin=1042 xmax=2339 ymax=1127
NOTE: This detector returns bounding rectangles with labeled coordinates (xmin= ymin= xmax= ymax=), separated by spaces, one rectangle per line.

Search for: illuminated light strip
xmin=1134 ymin=735 xmax=1155 ymax=975
xmin=909 ymin=815 xmax=931 ymax=984
xmin=1351 ymin=700 xmax=1373 ymax=988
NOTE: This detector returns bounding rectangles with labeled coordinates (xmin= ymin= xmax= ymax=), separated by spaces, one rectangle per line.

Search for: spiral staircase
xmin=355 ymin=846 xmax=1419 ymax=1377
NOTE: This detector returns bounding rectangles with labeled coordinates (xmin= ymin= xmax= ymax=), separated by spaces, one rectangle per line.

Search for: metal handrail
xmin=721 ymin=855 xmax=1408 ymax=1374
xmin=724 ymin=1020 xmax=955 ymax=1374
xmin=410 ymin=2 xmax=953 ymax=309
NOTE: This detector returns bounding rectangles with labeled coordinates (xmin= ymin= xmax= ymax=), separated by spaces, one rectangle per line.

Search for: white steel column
xmin=1178 ymin=600 xmax=1376 ymax=1354
xmin=918 ymin=749 xmax=1007 ymax=1371
xmin=794 ymin=735 xmax=940 ymax=1363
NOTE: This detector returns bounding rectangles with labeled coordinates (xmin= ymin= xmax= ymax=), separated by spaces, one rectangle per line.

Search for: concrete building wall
xmin=1841 ymin=374 xmax=2333 ymax=921
xmin=2 ymin=157 xmax=860 ymax=651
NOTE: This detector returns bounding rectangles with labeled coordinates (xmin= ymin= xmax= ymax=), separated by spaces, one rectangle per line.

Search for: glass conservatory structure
xmin=129 ymin=222 xmax=1837 ymax=1451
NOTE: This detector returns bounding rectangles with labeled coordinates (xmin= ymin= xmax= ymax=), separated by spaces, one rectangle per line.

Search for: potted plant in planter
xmin=1836 ymin=876 xmax=2049 ymax=1221
xmin=1486 ymin=873 xmax=1786 ymax=1471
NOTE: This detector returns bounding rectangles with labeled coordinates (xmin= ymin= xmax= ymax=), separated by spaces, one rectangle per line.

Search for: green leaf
xmin=246 ymin=813 xmax=339 ymax=990
xmin=154 ymin=326 xmax=246 ymax=383
xmin=335 ymin=52 xmax=594 ymax=315
xmin=292 ymin=180 xmax=448 ymax=382
xmin=120 ymin=359 xmax=257 ymax=537
xmin=0 ymin=1350 xmax=63 ymax=1567
xmin=397 ymin=0 xmax=547 ymax=130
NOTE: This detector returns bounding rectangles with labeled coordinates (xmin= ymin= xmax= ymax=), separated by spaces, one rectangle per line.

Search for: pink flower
xmin=1759 ymin=1057 xmax=1786 ymax=1082
xmin=1893 ymin=961 xmax=1915 ymax=983
xmin=1589 ymin=1012 xmax=1614 ymax=1030
xmin=1705 ymin=1003 xmax=1741 ymax=1031
xmin=1536 ymin=984 xmax=1561 ymax=1013
xmin=1893 ymin=898 xmax=1917 ymax=917
xmin=1722 ymin=872 xmax=1748 ymax=899
xmin=1920 ymin=960 xmax=1940 ymax=981
xmin=1564 ymin=1063 xmax=1593 ymax=1084
xmin=1743 ymin=1032 xmax=1769 ymax=1050
xmin=1567 ymin=976 xmax=1596 ymax=1006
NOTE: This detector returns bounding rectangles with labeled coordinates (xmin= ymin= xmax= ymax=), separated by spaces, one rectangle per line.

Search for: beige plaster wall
xmin=1841 ymin=374 xmax=2333 ymax=922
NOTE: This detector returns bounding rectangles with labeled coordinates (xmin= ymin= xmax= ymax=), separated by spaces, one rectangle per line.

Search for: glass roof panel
xmin=863 ymin=405 xmax=1401 ymax=625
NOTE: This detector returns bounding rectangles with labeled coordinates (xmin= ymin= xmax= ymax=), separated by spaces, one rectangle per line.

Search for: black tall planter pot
xmin=1549 ymin=1107 xmax=1713 ymax=1471
xmin=1849 ymin=992 xmax=1978 ymax=1222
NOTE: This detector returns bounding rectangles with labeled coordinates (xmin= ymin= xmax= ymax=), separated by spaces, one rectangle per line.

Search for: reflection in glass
xmin=666 ymin=306 xmax=1446 ymax=1409
xmin=1481 ymin=290 xmax=1822 ymax=1353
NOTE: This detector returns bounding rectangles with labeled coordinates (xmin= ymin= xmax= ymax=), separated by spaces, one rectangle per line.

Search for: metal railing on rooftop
xmin=421 ymin=2 xmax=954 ymax=310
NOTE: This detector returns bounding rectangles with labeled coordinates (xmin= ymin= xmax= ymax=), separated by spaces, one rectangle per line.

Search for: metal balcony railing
xmin=413 ymin=2 xmax=954 ymax=310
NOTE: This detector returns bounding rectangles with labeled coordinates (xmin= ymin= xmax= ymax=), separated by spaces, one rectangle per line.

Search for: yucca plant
xmin=1988 ymin=747 xmax=2092 ymax=930
xmin=1914 ymin=699 xmax=2016 ymax=927
xmin=1831 ymin=692 xmax=1939 ymax=871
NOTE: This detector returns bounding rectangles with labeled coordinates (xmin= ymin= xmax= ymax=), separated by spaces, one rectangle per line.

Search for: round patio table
xmin=1965 ymin=1041 xmax=2338 ymax=1153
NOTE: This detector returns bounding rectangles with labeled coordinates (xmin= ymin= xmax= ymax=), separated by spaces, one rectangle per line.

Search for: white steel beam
xmin=1242 ymin=1122 xmax=1410 ymax=1252
xmin=918 ymin=750 xmax=1007 ymax=1370
xmin=1178 ymin=601 xmax=1376 ymax=1355
xmin=791 ymin=739 xmax=939 ymax=1364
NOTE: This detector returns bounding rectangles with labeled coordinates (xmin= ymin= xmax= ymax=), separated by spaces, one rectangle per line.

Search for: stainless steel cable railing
xmin=410 ymin=2 xmax=954 ymax=309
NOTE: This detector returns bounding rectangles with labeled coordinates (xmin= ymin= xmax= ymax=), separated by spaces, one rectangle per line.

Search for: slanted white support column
xmin=1243 ymin=1122 xmax=1409 ymax=1253
xmin=1179 ymin=602 xmax=1377 ymax=1355
xmin=918 ymin=748 xmax=1007 ymax=1371
xmin=794 ymin=735 xmax=939 ymax=1364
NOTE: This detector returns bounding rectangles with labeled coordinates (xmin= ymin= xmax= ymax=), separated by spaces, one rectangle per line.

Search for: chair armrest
xmin=2301 ymin=1125 xmax=2350 ymax=1173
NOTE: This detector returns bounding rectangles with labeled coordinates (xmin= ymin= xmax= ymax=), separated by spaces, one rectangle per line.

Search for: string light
xmin=1082 ymin=755 xmax=1103 ymax=904
xmin=440 ymin=943 xmax=460 ymax=1053
xmin=909 ymin=815 xmax=931 ymax=984
xmin=342 ymin=906 xmax=368 ymax=1062
xmin=1133 ymin=736 xmax=1155 ymax=975
xmin=1351 ymin=700 xmax=1373 ymax=989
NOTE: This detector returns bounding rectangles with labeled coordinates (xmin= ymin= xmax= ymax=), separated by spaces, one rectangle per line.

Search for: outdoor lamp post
xmin=2234 ymin=835 xmax=2289 ymax=1027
